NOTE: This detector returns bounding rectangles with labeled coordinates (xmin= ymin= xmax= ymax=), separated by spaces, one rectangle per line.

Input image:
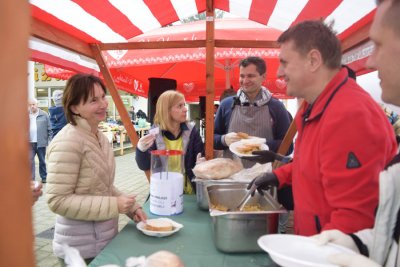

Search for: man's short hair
xmin=28 ymin=98 xmax=38 ymax=104
xmin=239 ymin=56 xmax=267 ymax=75
xmin=377 ymin=0 xmax=400 ymax=37
xmin=277 ymin=20 xmax=342 ymax=69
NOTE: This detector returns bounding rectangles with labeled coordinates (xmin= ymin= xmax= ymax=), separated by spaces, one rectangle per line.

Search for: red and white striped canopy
xmin=29 ymin=0 xmax=377 ymax=99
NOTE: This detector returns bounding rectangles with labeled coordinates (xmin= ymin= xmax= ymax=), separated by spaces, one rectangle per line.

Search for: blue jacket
xmin=135 ymin=122 xmax=204 ymax=191
xmin=49 ymin=106 xmax=67 ymax=137
xmin=214 ymin=95 xmax=292 ymax=153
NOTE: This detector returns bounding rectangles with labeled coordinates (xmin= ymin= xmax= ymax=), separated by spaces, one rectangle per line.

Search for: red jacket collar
xmin=301 ymin=68 xmax=349 ymax=122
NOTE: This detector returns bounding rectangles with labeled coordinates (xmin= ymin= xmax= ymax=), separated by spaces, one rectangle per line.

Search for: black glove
xmin=242 ymin=150 xmax=292 ymax=164
xmin=247 ymin=172 xmax=279 ymax=196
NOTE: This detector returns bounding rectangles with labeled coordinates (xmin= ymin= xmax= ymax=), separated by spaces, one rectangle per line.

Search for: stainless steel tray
xmin=206 ymin=184 xmax=286 ymax=253
xmin=195 ymin=179 xmax=245 ymax=210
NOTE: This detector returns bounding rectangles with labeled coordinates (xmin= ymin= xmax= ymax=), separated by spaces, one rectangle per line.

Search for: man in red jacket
xmin=249 ymin=20 xmax=398 ymax=236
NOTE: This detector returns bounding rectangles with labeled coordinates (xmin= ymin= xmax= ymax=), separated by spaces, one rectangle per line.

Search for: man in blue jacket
xmin=29 ymin=98 xmax=52 ymax=183
xmin=214 ymin=56 xmax=292 ymax=168
xmin=49 ymin=90 xmax=67 ymax=137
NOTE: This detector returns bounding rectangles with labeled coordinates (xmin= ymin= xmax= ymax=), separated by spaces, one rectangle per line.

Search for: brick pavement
xmin=32 ymin=151 xmax=149 ymax=267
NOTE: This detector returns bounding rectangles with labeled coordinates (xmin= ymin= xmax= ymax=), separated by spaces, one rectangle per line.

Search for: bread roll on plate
xmin=137 ymin=218 xmax=183 ymax=237
xmin=145 ymin=218 xmax=174 ymax=232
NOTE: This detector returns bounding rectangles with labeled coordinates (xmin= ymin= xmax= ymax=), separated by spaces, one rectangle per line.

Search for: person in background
xmin=213 ymin=104 xmax=219 ymax=115
xmin=29 ymin=98 xmax=52 ymax=183
xmin=49 ymin=89 xmax=67 ymax=137
xmin=313 ymin=0 xmax=400 ymax=266
xmin=248 ymin=20 xmax=397 ymax=236
xmin=219 ymin=87 xmax=236 ymax=102
xmin=136 ymin=109 xmax=148 ymax=120
xmin=214 ymin=56 xmax=292 ymax=168
xmin=46 ymin=74 xmax=147 ymax=265
xmin=129 ymin=106 xmax=136 ymax=122
xmin=135 ymin=90 xmax=204 ymax=194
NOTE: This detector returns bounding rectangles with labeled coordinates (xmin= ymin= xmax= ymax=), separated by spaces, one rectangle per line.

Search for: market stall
xmin=29 ymin=0 xmax=377 ymax=159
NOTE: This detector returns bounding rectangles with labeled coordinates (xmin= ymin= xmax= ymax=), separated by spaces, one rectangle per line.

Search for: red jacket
xmin=274 ymin=68 xmax=397 ymax=236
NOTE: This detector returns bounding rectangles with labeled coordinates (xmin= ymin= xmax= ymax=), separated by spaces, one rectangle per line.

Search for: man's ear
xmin=261 ymin=72 xmax=266 ymax=81
xmin=308 ymin=49 xmax=322 ymax=72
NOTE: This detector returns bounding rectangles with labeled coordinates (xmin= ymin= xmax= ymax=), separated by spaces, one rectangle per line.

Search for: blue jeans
xmin=30 ymin=142 xmax=47 ymax=181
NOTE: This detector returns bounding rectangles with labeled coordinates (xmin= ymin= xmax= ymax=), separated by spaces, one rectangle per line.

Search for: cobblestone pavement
xmin=32 ymin=152 xmax=149 ymax=267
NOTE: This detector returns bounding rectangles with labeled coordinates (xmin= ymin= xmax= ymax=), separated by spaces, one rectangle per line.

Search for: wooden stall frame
xmin=0 ymin=1 xmax=35 ymax=266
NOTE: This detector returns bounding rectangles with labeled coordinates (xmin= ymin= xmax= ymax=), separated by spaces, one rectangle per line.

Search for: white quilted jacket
xmin=45 ymin=117 xmax=139 ymax=259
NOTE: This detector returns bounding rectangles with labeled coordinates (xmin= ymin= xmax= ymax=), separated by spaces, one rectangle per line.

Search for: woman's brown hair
xmin=63 ymin=74 xmax=107 ymax=125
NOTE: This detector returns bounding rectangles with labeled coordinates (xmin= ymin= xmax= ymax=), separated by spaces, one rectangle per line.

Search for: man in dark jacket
xmin=49 ymin=90 xmax=67 ymax=137
xmin=214 ymin=56 xmax=292 ymax=168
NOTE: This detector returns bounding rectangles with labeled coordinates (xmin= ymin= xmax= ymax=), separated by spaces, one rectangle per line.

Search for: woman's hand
xmin=31 ymin=181 xmax=43 ymax=205
xmin=132 ymin=207 xmax=147 ymax=223
xmin=137 ymin=134 xmax=156 ymax=152
xmin=117 ymin=195 xmax=136 ymax=214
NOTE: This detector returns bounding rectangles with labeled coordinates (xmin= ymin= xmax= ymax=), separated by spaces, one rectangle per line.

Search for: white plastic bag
xmin=62 ymin=244 xmax=87 ymax=267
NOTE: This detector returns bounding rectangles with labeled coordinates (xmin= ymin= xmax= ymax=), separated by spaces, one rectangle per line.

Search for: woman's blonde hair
xmin=154 ymin=90 xmax=185 ymax=132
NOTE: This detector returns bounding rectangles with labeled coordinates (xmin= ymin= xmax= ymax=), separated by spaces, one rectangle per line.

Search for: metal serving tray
xmin=195 ymin=179 xmax=243 ymax=210
xmin=206 ymin=184 xmax=286 ymax=253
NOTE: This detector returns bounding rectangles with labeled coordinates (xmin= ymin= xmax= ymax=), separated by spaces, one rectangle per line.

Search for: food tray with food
xmin=136 ymin=218 xmax=183 ymax=237
xmin=195 ymin=179 xmax=247 ymax=210
xmin=206 ymin=184 xmax=286 ymax=253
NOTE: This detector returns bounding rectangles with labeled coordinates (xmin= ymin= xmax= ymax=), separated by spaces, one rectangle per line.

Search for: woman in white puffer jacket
xmin=46 ymin=74 xmax=147 ymax=265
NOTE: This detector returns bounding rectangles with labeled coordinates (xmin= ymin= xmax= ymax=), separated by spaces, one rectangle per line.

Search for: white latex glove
xmin=223 ymin=132 xmax=240 ymax=146
xmin=328 ymin=253 xmax=380 ymax=267
xmin=196 ymin=153 xmax=206 ymax=165
xmin=137 ymin=134 xmax=155 ymax=152
xmin=313 ymin=230 xmax=358 ymax=252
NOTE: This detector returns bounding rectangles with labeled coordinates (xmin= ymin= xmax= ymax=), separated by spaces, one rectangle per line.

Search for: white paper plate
xmin=230 ymin=139 xmax=268 ymax=158
xmin=136 ymin=218 xmax=183 ymax=237
xmin=257 ymin=234 xmax=357 ymax=267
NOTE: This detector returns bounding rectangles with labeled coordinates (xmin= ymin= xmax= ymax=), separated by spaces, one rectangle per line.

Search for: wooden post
xmin=205 ymin=0 xmax=215 ymax=159
xmin=90 ymin=44 xmax=139 ymax=147
xmin=0 ymin=0 xmax=35 ymax=266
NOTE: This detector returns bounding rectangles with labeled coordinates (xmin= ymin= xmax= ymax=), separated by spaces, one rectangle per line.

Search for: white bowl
xmin=136 ymin=218 xmax=183 ymax=237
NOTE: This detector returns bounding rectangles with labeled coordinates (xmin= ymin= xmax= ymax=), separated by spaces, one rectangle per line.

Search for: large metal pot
xmin=206 ymin=184 xmax=286 ymax=253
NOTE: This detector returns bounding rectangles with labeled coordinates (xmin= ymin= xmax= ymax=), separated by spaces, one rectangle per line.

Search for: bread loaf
xmin=192 ymin=158 xmax=243 ymax=179
xmin=145 ymin=218 xmax=174 ymax=232
xmin=146 ymin=250 xmax=184 ymax=267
